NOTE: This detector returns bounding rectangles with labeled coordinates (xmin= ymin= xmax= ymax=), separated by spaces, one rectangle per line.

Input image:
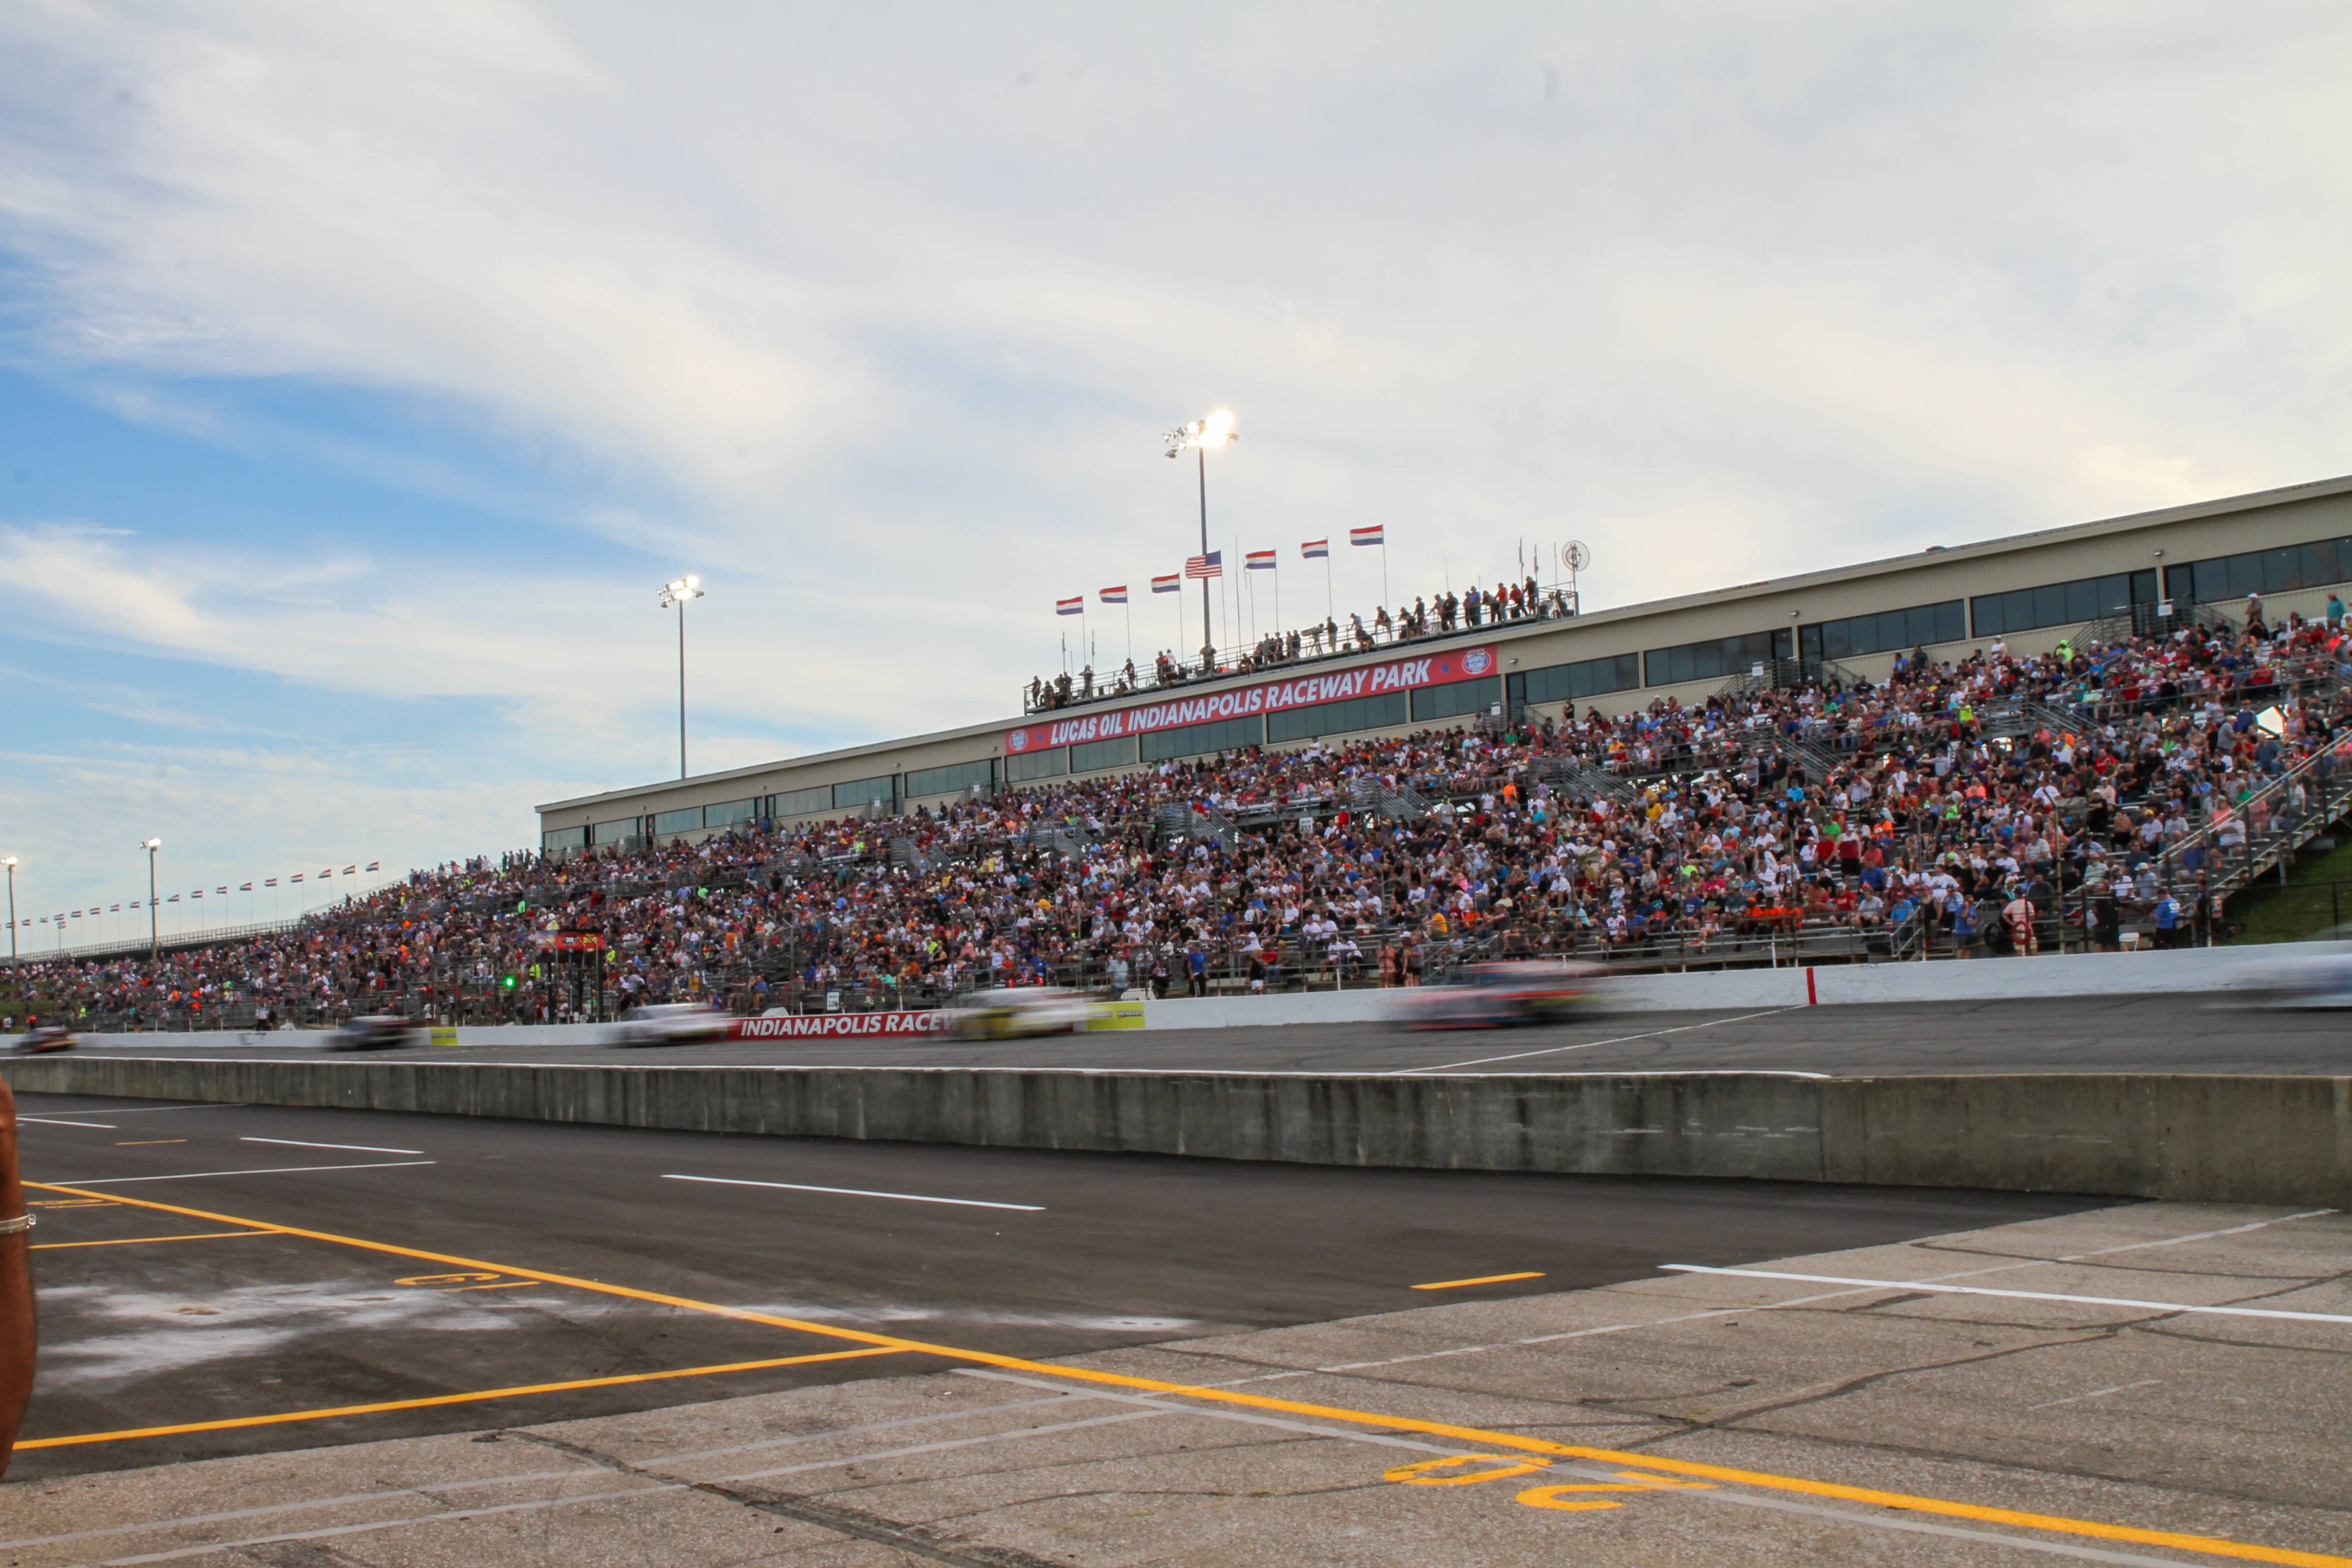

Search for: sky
xmin=2 ymin=0 xmax=2349 ymax=947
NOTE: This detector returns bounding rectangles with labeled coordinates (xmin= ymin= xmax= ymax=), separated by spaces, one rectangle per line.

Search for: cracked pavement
xmin=2 ymin=1201 xmax=2345 ymax=1567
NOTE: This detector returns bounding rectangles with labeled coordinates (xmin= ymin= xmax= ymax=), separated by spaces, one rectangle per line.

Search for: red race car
xmin=1391 ymin=960 xmax=1610 ymax=1029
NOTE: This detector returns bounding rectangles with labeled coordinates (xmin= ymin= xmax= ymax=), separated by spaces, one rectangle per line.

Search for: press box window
xmin=904 ymin=760 xmax=993 ymax=798
xmin=1070 ymin=735 xmax=1140 ymax=773
xmin=1642 ymin=630 xmax=1792 ymax=688
xmin=541 ymin=826 xmax=587 ymax=856
xmin=652 ymin=808 xmax=701 ymax=837
xmin=1139 ymin=714 xmax=1264 ymax=762
xmin=704 ymin=798 xmax=758 ymax=830
xmin=1799 ymin=601 xmax=1965 ymax=662
xmin=1970 ymin=571 xmax=2156 ymax=638
xmin=2166 ymin=538 xmax=2352 ymax=606
xmin=1411 ymin=676 xmax=1501 ymax=723
xmin=768 ymin=785 xmax=831 ymax=818
xmin=1005 ymin=747 xmax=1068 ymax=781
xmin=590 ymin=818 xmax=642 ymax=846
xmin=1517 ymin=653 xmax=1639 ymax=707
xmin=832 ymin=774 xmax=897 ymax=810
xmin=1266 ymin=690 xmax=1408 ymax=745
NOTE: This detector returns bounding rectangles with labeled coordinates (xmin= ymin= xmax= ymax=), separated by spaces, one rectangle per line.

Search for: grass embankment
xmin=2225 ymin=832 xmax=2352 ymax=945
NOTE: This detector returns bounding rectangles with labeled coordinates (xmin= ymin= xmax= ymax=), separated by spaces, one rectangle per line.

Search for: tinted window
xmin=832 ymin=774 xmax=897 ymax=810
xmin=1520 ymin=652 xmax=1639 ymax=707
xmin=770 ymin=785 xmax=831 ymax=818
xmin=652 ymin=808 xmax=700 ymax=836
xmin=1412 ymin=676 xmax=1502 ymax=721
xmin=1004 ymin=747 xmax=1068 ymax=781
xmin=705 ymin=798 xmax=757 ymax=829
xmin=1266 ymin=690 xmax=1409 ymax=744
xmin=1139 ymin=715 xmax=1264 ymax=762
xmin=1070 ymin=735 xmax=1140 ymax=773
xmin=903 ymin=760 xmax=993 ymax=799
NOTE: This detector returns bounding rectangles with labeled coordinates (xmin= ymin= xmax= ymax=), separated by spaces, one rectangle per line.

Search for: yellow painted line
xmin=1412 ymin=1272 xmax=1545 ymax=1291
xmin=114 ymin=1140 xmax=186 ymax=1147
xmin=23 ymin=1182 xmax=2348 ymax=1568
xmin=12 ymin=1347 xmax=901 ymax=1449
xmin=30 ymin=1230 xmax=271 ymax=1251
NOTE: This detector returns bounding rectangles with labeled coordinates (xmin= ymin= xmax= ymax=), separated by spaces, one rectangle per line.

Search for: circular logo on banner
xmin=1007 ymin=730 xmax=1029 ymax=752
xmin=1463 ymin=648 xmax=1493 ymax=676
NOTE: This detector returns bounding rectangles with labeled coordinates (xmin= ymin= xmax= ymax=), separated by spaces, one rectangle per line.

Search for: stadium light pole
xmin=3 ymin=857 xmax=15 ymax=968
xmin=142 ymin=839 xmax=161 ymax=964
xmin=1166 ymin=410 xmax=1237 ymax=666
xmin=658 ymin=576 xmax=704 ymax=779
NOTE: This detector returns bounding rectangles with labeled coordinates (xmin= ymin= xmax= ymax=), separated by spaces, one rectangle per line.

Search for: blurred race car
xmin=943 ymin=987 xmax=1087 ymax=1040
xmin=2225 ymin=939 xmax=2352 ymax=1008
xmin=611 ymin=1002 xmax=732 ymax=1047
xmin=11 ymin=1025 xmax=77 ymax=1055
xmin=322 ymin=1015 xmax=422 ymax=1051
xmin=1391 ymin=960 xmax=1610 ymax=1030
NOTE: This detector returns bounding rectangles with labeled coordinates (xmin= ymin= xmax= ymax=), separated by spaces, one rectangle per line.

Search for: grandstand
xmin=6 ymin=473 xmax=2352 ymax=1032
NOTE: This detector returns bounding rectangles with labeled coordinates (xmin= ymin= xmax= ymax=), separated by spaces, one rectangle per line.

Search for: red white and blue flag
xmin=1099 ymin=585 xmax=1128 ymax=605
xmin=1151 ymin=573 xmax=1181 ymax=594
xmin=1244 ymin=549 xmax=1276 ymax=571
xmin=1185 ymin=551 xmax=1223 ymax=579
xmin=366 ymin=862 xmax=380 ymax=872
xmin=290 ymin=874 xmax=303 ymax=883
xmin=239 ymin=883 xmax=252 ymax=892
xmin=1302 ymin=539 xmax=1329 ymax=559
xmin=265 ymin=878 xmax=278 ymax=887
xmin=1055 ymin=596 xmax=1084 ymax=616
xmin=1350 ymin=524 xmax=1384 ymax=547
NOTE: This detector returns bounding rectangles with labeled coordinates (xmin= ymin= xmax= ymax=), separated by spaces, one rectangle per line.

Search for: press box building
xmin=538 ymin=473 xmax=2352 ymax=854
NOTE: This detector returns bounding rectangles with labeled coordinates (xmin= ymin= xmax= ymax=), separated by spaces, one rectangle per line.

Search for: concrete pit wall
xmin=5 ymin=1057 xmax=2347 ymax=1207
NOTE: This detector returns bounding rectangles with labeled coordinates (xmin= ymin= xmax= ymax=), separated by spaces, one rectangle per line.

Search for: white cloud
xmin=3 ymin=0 xmax=2351 ymax=909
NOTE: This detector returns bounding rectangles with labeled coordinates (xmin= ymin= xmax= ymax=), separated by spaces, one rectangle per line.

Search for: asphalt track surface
xmin=47 ymin=993 xmax=2352 ymax=1074
xmin=6 ymin=1092 xmax=2103 ymax=1480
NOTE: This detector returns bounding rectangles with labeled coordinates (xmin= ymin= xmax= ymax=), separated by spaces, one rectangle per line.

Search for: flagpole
xmin=1324 ymin=551 xmax=1333 ymax=627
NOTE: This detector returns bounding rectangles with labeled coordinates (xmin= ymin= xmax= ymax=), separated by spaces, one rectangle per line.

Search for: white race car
xmin=942 ymin=987 xmax=1088 ymax=1040
xmin=611 ymin=1002 xmax=733 ymax=1046
xmin=2226 ymin=940 xmax=2352 ymax=1008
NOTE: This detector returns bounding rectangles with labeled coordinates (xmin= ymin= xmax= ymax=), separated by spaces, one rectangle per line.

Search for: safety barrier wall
xmin=17 ymin=946 xmax=2264 ymax=1050
xmin=4 ymin=1057 xmax=2345 ymax=1206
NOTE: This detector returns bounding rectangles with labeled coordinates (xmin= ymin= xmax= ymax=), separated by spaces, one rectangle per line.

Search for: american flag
xmin=1151 ymin=573 xmax=1181 ymax=594
xmin=1244 ymin=549 xmax=1276 ymax=570
xmin=1350 ymin=524 xmax=1384 ymax=547
xmin=1302 ymin=539 xmax=1329 ymax=559
xmin=1185 ymin=550 xmax=1223 ymax=579
xmin=1055 ymin=596 xmax=1084 ymax=616
xmin=1099 ymin=585 xmax=1128 ymax=605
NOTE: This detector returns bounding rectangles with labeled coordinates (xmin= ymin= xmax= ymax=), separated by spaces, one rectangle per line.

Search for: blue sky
xmin=3 ymin=0 xmax=2349 ymax=944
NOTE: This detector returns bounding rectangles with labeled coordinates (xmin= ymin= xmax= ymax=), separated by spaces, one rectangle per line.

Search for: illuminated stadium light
xmin=1164 ymin=411 xmax=1240 ymax=661
xmin=657 ymin=576 xmax=706 ymax=781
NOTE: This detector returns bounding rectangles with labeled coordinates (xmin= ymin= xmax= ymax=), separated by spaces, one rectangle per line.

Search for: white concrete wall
xmin=16 ymin=947 xmax=2263 ymax=1051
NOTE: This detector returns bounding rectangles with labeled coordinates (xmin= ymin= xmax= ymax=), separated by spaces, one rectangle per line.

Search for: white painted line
xmin=1387 ymin=1006 xmax=1800 ymax=1075
xmin=1661 ymin=1266 xmax=2352 ymax=1324
xmin=2027 ymin=1380 xmax=2161 ymax=1411
xmin=50 ymin=1161 xmax=436 ymax=1185
xmin=241 ymin=1137 xmax=425 ymax=1156
xmin=16 ymin=1117 xmax=116 ymax=1129
xmin=661 ymin=1173 xmax=1043 ymax=1211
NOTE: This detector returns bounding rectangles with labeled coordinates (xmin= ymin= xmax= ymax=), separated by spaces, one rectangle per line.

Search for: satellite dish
xmin=1563 ymin=540 xmax=1592 ymax=573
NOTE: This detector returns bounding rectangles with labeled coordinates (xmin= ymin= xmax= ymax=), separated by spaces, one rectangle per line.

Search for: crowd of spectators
xmin=7 ymin=598 xmax=2349 ymax=1034
xmin=1027 ymin=574 xmax=1570 ymax=711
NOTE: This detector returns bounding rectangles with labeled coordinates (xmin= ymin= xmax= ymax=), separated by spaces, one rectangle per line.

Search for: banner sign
xmin=728 ymin=1010 xmax=951 ymax=1039
xmin=1004 ymin=645 xmax=1498 ymax=755
xmin=533 ymin=931 xmax=605 ymax=951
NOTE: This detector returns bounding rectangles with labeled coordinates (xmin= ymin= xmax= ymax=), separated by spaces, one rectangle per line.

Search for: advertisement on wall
xmin=1004 ymin=645 xmax=1498 ymax=755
